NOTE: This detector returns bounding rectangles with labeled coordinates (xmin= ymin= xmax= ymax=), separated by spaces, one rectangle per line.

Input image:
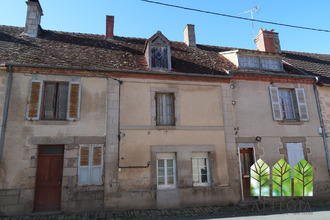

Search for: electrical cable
xmin=141 ymin=0 xmax=330 ymax=33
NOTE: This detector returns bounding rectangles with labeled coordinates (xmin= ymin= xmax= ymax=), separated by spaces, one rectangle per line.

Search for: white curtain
xmin=287 ymin=143 xmax=304 ymax=177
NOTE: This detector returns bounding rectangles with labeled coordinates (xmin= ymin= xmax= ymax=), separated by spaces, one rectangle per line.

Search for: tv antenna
xmin=237 ymin=5 xmax=259 ymax=43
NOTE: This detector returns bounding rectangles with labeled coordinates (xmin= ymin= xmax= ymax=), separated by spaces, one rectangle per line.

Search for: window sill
xmin=26 ymin=120 xmax=78 ymax=126
xmin=156 ymin=126 xmax=176 ymax=130
xmin=193 ymin=183 xmax=211 ymax=188
xmin=277 ymin=120 xmax=305 ymax=125
xmin=157 ymin=186 xmax=176 ymax=190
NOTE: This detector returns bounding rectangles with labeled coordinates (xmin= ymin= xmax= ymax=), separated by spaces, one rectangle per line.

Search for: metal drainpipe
xmin=314 ymin=77 xmax=330 ymax=175
xmin=113 ymin=78 xmax=150 ymax=169
xmin=0 ymin=65 xmax=13 ymax=163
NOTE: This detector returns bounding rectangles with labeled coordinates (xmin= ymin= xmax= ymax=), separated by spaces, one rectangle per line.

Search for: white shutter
xmin=287 ymin=143 xmax=304 ymax=178
xmin=67 ymin=82 xmax=81 ymax=120
xmin=269 ymin=87 xmax=282 ymax=120
xmin=295 ymin=88 xmax=309 ymax=121
xmin=26 ymin=80 xmax=43 ymax=120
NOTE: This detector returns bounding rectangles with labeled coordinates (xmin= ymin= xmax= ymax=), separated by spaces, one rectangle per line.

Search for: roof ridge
xmin=283 ymin=49 xmax=330 ymax=56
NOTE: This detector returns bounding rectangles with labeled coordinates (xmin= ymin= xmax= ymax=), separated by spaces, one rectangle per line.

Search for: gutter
xmin=5 ymin=63 xmax=232 ymax=80
xmin=229 ymin=70 xmax=315 ymax=79
xmin=314 ymin=77 xmax=330 ymax=175
xmin=0 ymin=65 xmax=13 ymax=163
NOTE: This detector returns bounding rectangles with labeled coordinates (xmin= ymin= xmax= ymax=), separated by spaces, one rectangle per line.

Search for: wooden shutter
xmin=91 ymin=145 xmax=103 ymax=185
xmin=67 ymin=82 xmax=81 ymax=120
xmin=151 ymin=46 xmax=169 ymax=70
xmin=26 ymin=80 xmax=43 ymax=120
xmin=78 ymin=145 xmax=90 ymax=185
xmin=269 ymin=87 xmax=282 ymax=120
xmin=295 ymin=88 xmax=309 ymax=121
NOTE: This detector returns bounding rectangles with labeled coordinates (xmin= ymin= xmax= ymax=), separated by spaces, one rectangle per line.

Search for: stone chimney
xmin=106 ymin=15 xmax=114 ymax=40
xmin=24 ymin=0 xmax=43 ymax=37
xmin=255 ymin=28 xmax=281 ymax=53
xmin=184 ymin=24 xmax=196 ymax=48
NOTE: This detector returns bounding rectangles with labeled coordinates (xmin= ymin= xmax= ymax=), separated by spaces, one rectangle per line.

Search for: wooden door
xmin=240 ymin=148 xmax=254 ymax=199
xmin=34 ymin=145 xmax=64 ymax=212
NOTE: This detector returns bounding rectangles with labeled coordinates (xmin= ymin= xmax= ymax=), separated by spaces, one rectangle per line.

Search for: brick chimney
xmin=184 ymin=24 xmax=196 ymax=48
xmin=24 ymin=0 xmax=43 ymax=37
xmin=255 ymin=28 xmax=281 ymax=53
xmin=106 ymin=15 xmax=114 ymax=40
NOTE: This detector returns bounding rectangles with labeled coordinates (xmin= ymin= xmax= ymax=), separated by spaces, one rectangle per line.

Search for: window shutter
xmin=78 ymin=145 xmax=90 ymax=185
xmin=269 ymin=87 xmax=282 ymax=120
xmin=91 ymin=145 xmax=103 ymax=185
xmin=286 ymin=143 xmax=304 ymax=177
xmin=26 ymin=80 xmax=43 ymax=120
xmin=67 ymin=82 xmax=81 ymax=120
xmin=295 ymin=88 xmax=309 ymax=121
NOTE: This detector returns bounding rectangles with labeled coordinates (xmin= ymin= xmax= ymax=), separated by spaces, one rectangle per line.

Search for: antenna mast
xmin=237 ymin=5 xmax=259 ymax=43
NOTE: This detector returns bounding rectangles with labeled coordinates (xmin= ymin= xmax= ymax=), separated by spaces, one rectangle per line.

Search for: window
xmin=78 ymin=144 xmax=103 ymax=185
xmin=269 ymin=87 xmax=309 ymax=121
xmin=157 ymin=153 xmax=176 ymax=189
xmin=192 ymin=152 xmax=210 ymax=186
xmin=26 ymin=80 xmax=81 ymax=120
xmin=43 ymin=82 xmax=68 ymax=120
xmin=278 ymin=89 xmax=296 ymax=120
xmin=156 ymin=93 xmax=175 ymax=126
xmin=151 ymin=46 xmax=169 ymax=70
xmin=286 ymin=143 xmax=304 ymax=178
xmin=145 ymin=31 xmax=171 ymax=71
xmin=238 ymin=55 xmax=282 ymax=71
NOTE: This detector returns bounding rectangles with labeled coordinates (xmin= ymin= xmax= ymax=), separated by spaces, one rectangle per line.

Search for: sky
xmin=0 ymin=0 xmax=329 ymax=54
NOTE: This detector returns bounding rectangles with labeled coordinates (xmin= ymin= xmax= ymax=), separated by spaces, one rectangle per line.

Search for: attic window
xmin=238 ymin=55 xmax=283 ymax=72
xmin=145 ymin=31 xmax=171 ymax=71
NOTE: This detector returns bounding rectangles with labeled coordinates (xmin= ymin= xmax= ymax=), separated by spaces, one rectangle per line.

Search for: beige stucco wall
xmin=107 ymin=79 xmax=236 ymax=209
xmin=232 ymin=79 xmax=329 ymax=193
xmin=0 ymin=72 xmax=107 ymax=215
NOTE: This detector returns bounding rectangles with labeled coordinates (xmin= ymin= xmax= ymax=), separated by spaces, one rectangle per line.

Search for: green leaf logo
xmin=251 ymin=159 xmax=270 ymax=196
xmin=294 ymin=159 xmax=313 ymax=196
xmin=272 ymin=159 xmax=291 ymax=196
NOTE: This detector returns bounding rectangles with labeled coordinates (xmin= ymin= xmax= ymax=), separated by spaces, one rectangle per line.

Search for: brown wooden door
xmin=34 ymin=145 xmax=64 ymax=212
xmin=240 ymin=148 xmax=254 ymax=199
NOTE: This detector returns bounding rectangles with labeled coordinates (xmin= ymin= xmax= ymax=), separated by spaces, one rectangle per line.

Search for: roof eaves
xmin=5 ymin=62 xmax=232 ymax=79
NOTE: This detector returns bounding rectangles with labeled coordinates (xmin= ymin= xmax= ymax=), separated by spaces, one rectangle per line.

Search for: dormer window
xmin=238 ymin=55 xmax=283 ymax=72
xmin=220 ymin=50 xmax=284 ymax=72
xmin=144 ymin=31 xmax=171 ymax=71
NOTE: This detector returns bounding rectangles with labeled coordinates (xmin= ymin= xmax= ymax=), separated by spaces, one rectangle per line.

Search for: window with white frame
xmin=78 ymin=144 xmax=103 ymax=185
xmin=269 ymin=87 xmax=309 ymax=121
xmin=156 ymin=93 xmax=175 ymax=126
xmin=157 ymin=153 xmax=176 ymax=189
xmin=192 ymin=152 xmax=210 ymax=186
xmin=261 ymin=58 xmax=281 ymax=71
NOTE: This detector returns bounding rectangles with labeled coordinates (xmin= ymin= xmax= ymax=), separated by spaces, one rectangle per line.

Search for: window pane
xmin=158 ymin=177 xmax=165 ymax=185
xmin=158 ymin=159 xmax=164 ymax=168
xmin=167 ymin=159 xmax=173 ymax=167
xmin=158 ymin=167 xmax=164 ymax=176
xmin=43 ymin=83 xmax=56 ymax=119
xmin=56 ymin=83 xmax=68 ymax=119
xmin=167 ymin=167 xmax=173 ymax=176
xmin=41 ymin=146 xmax=63 ymax=155
xmin=279 ymin=89 xmax=295 ymax=119
xmin=193 ymin=174 xmax=199 ymax=183
xmin=167 ymin=176 xmax=174 ymax=184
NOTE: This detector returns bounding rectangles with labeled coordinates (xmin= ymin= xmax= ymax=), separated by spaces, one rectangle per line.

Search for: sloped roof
xmin=0 ymin=25 xmax=235 ymax=76
xmin=1 ymin=25 xmax=328 ymax=81
xmin=282 ymin=51 xmax=330 ymax=84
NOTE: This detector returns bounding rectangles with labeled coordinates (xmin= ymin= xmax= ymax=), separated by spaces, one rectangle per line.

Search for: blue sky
xmin=1 ymin=0 xmax=329 ymax=54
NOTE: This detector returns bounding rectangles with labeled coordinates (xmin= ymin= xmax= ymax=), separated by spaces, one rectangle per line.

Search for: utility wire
xmin=141 ymin=0 xmax=330 ymax=33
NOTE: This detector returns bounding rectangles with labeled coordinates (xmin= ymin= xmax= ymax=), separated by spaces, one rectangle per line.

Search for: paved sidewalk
xmin=1 ymin=199 xmax=330 ymax=219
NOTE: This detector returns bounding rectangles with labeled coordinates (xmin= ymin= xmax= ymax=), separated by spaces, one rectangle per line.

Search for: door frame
xmin=238 ymin=143 xmax=256 ymax=201
xmin=34 ymin=145 xmax=64 ymax=212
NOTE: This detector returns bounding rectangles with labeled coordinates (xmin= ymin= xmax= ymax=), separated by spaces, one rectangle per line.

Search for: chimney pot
xmin=184 ymin=24 xmax=196 ymax=48
xmin=24 ymin=0 xmax=43 ymax=37
xmin=256 ymin=28 xmax=281 ymax=53
xmin=106 ymin=15 xmax=114 ymax=40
